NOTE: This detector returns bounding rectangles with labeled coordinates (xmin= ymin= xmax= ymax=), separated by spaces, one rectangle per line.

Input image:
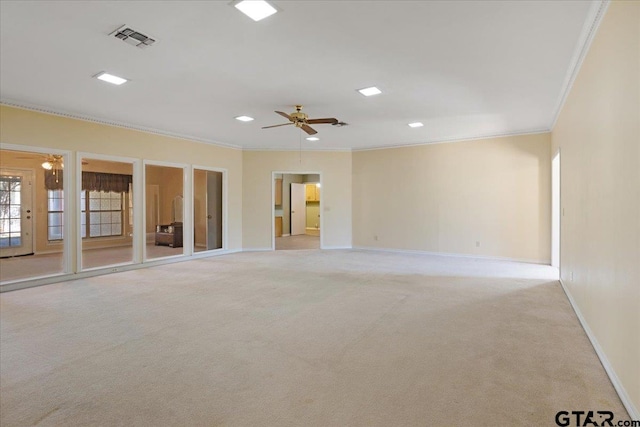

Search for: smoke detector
xmin=110 ymin=25 xmax=156 ymax=49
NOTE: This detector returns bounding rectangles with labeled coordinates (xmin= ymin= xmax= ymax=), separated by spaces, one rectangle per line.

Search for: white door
xmin=290 ymin=183 xmax=306 ymax=236
xmin=0 ymin=169 xmax=34 ymax=257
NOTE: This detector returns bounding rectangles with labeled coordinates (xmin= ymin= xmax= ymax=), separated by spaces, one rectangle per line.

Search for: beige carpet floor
xmin=0 ymin=244 xmax=184 ymax=282
xmin=0 ymin=250 xmax=627 ymax=426
xmin=275 ymin=234 xmax=320 ymax=250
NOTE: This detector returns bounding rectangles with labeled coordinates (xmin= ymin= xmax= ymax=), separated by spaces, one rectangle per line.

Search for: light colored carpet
xmin=0 ymin=250 xmax=627 ymax=426
xmin=275 ymin=234 xmax=320 ymax=250
xmin=0 ymin=244 xmax=184 ymax=282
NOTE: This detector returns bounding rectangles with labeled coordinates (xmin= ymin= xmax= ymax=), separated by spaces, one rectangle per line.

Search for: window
xmin=80 ymin=191 xmax=123 ymax=238
xmin=47 ymin=189 xmax=63 ymax=241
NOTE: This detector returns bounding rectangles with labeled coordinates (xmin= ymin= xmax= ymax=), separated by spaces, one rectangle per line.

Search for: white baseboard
xmin=321 ymin=245 xmax=352 ymax=250
xmin=352 ymin=246 xmax=550 ymax=265
xmin=281 ymin=234 xmax=290 ymax=237
xmin=242 ymin=247 xmax=273 ymax=252
xmin=559 ymin=279 xmax=638 ymax=419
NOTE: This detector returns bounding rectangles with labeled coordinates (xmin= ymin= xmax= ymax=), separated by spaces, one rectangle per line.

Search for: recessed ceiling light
xmin=95 ymin=72 xmax=128 ymax=85
xmin=357 ymin=86 xmax=382 ymax=97
xmin=408 ymin=122 xmax=424 ymax=128
xmin=234 ymin=0 xmax=278 ymax=22
xmin=306 ymin=137 xmax=319 ymax=141
xmin=235 ymin=115 xmax=254 ymax=122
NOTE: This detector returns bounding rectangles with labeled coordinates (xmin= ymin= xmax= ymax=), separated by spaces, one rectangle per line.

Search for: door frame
xmin=191 ymin=165 xmax=228 ymax=256
xmin=271 ymin=171 xmax=323 ymax=250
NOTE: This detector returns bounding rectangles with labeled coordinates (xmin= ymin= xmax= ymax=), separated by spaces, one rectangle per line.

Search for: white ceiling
xmin=0 ymin=1 xmax=601 ymax=150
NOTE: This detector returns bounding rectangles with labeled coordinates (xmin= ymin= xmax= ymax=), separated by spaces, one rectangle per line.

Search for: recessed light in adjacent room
xmin=408 ymin=122 xmax=424 ymax=128
xmin=234 ymin=0 xmax=278 ymax=22
xmin=95 ymin=72 xmax=128 ymax=85
xmin=306 ymin=137 xmax=319 ymax=141
xmin=357 ymin=86 xmax=382 ymax=97
xmin=235 ymin=116 xmax=254 ymax=122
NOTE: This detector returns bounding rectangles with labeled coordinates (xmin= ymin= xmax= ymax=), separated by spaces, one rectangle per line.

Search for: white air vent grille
xmin=110 ymin=25 xmax=156 ymax=49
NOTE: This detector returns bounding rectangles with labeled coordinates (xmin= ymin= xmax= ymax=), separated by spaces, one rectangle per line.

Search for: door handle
xmin=291 ymin=211 xmax=295 ymax=213
xmin=207 ymin=215 xmax=212 ymax=219
xmin=26 ymin=210 xmax=31 ymax=213
xmin=26 ymin=216 xmax=31 ymax=219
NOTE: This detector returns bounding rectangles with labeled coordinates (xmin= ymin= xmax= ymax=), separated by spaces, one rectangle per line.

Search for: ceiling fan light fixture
xmin=95 ymin=72 xmax=128 ymax=86
xmin=357 ymin=86 xmax=382 ymax=97
xmin=306 ymin=137 xmax=319 ymax=141
xmin=234 ymin=0 xmax=278 ymax=22
xmin=41 ymin=161 xmax=53 ymax=170
xmin=235 ymin=115 xmax=254 ymax=122
xmin=408 ymin=122 xmax=424 ymax=128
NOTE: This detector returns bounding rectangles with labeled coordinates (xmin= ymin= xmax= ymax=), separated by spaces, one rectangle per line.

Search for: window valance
xmin=45 ymin=171 xmax=132 ymax=193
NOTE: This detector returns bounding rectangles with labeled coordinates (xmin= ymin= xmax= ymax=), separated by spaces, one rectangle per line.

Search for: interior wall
xmin=552 ymin=1 xmax=639 ymax=414
xmin=352 ymin=133 xmax=551 ymax=263
xmin=243 ymin=150 xmax=352 ymax=249
xmin=0 ymin=106 xmax=243 ymax=252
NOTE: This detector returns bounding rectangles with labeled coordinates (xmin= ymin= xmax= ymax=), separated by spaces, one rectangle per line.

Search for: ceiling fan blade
xmin=275 ymin=111 xmax=293 ymax=121
xmin=301 ymin=124 xmax=318 ymax=135
xmin=262 ymin=123 xmax=294 ymax=129
xmin=306 ymin=118 xmax=338 ymax=125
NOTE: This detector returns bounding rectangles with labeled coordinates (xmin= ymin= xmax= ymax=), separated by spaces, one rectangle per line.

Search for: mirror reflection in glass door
xmin=0 ymin=148 xmax=64 ymax=283
xmin=193 ymin=169 xmax=222 ymax=252
xmin=145 ymin=164 xmax=184 ymax=260
xmin=81 ymin=158 xmax=134 ymax=270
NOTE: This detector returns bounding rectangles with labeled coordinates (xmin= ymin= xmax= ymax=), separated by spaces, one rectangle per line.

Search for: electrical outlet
xmin=476 ymin=241 xmax=480 ymax=247
xmin=570 ymin=271 xmax=574 ymax=282
xmin=374 ymin=235 xmax=378 ymax=241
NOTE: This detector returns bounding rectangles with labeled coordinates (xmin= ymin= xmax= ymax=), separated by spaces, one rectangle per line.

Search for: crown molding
xmin=549 ymin=0 xmax=610 ymax=131
xmin=351 ymin=128 xmax=550 ymax=152
xmin=0 ymin=100 xmax=243 ymax=151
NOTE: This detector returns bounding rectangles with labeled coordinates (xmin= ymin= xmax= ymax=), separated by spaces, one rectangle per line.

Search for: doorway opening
xmin=551 ymin=150 xmax=560 ymax=268
xmin=273 ymin=172 xmax=321 ymax=250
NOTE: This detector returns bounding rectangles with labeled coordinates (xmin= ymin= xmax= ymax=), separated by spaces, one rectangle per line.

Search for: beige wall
xmin=552 ymin=1 xmax=639 ymax=413
xmin=353 ymin=133 xmax=551 ymax=262
xmin=0 ymin=106 xmax=243 ymax=252
xmin=243 ymin=151 xmax=352 ymax=249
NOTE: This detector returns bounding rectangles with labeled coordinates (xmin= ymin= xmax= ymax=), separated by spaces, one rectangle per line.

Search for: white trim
xmin=0 ymin=100 xmax=242 ymax=150
xmin=321 ymin=245 xmax=352 ymax=250
xmin=559 ymin=279 xmax=638 ymax=419
xmin=281 ymin=233 xmax=290 ymax=237
xmin=352 ymin=246 xmax=550 ymax=265
xmin=549 ymin=1 xmax=610 ymax=130
xmin=243 ymin=147 xmax=352 ymax=152
xmin=242 ymin=248 xmax=272 ymax=252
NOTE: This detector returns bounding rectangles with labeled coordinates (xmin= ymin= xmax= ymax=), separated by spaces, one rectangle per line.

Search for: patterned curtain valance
xmin=82 ymin=172 xmax=132 ymax=193
xmin=44 ymin=171 xmax=132 ymax=193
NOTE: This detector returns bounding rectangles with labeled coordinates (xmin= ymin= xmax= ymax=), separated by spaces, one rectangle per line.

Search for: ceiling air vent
xmin=110 ymin=25 xmax=156 ymax=49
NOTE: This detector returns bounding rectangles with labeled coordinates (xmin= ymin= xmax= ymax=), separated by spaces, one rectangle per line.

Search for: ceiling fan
xmin=262 ymin=105 xmax=338 ymax=135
